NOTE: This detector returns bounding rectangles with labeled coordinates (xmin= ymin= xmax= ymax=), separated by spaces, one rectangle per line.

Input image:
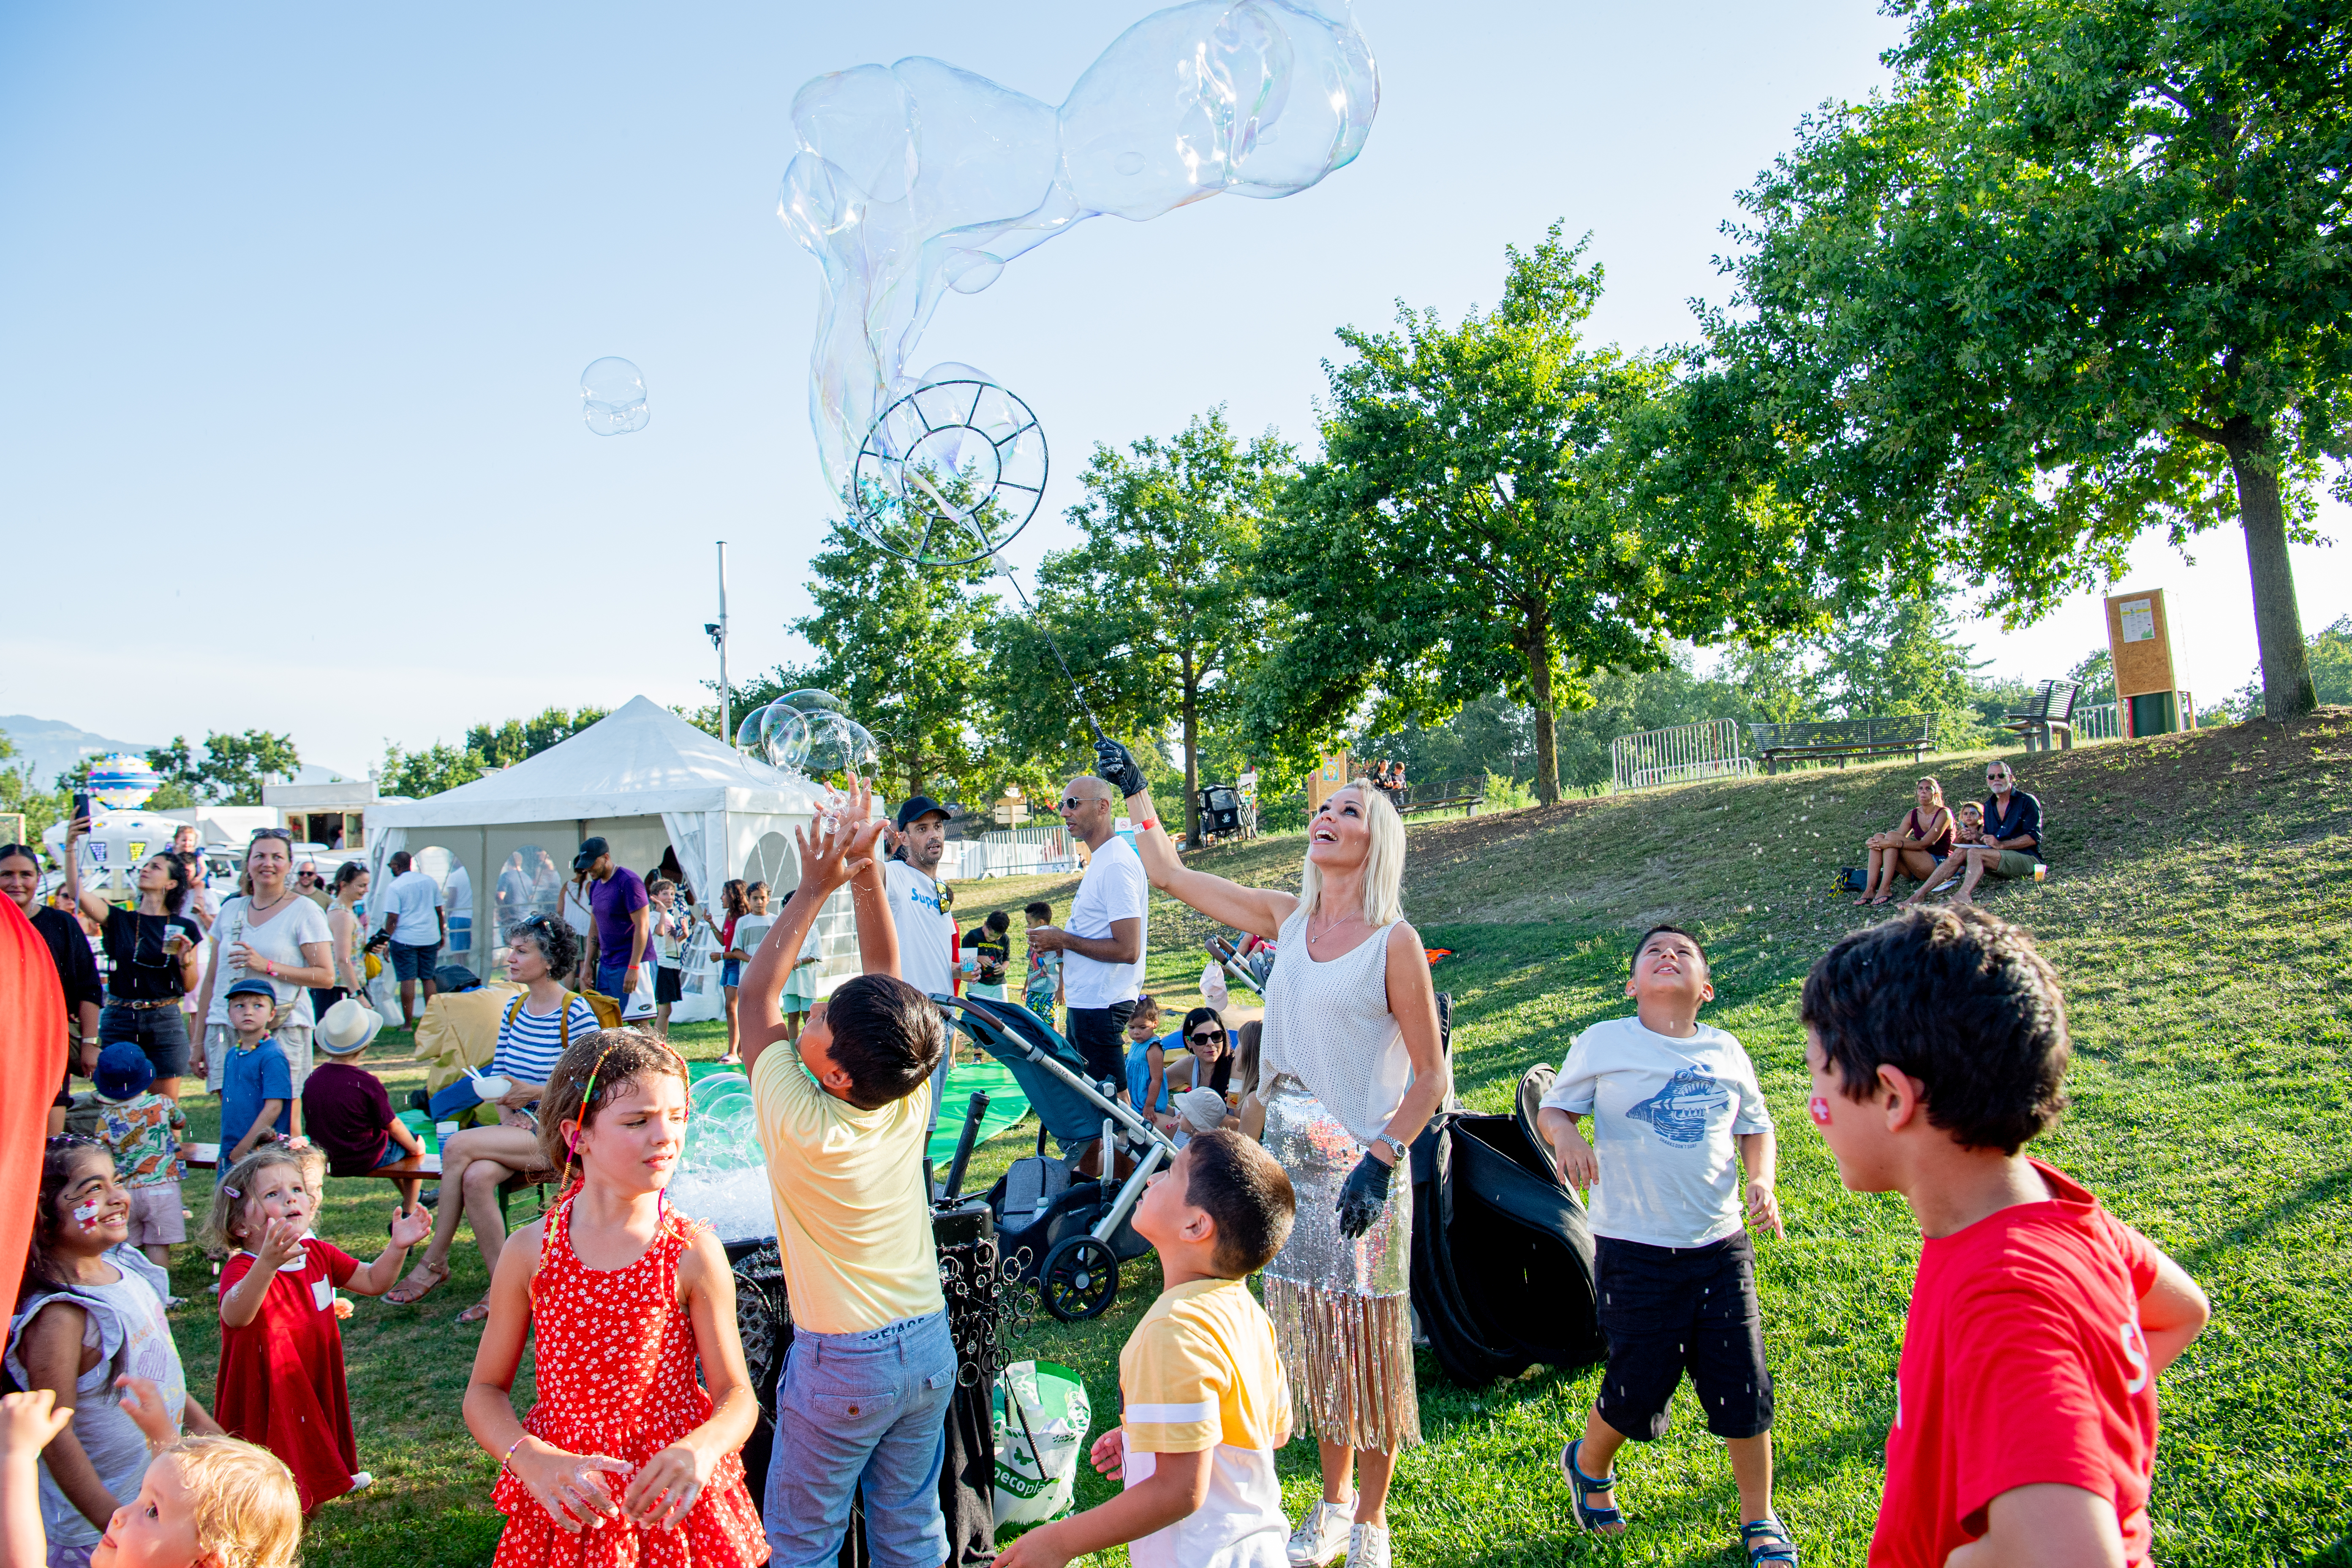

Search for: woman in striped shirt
xmin=386 ymin=916 xmax=599 ymax=1321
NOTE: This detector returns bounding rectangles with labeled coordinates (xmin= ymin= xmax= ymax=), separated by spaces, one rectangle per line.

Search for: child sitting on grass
xmin=1799 ymin=907 xmax=2208 ymax=1568
xmin=1537 ymin=926 xmax=1793 ymax=1566
xmin=463 ymin=1029 xmax=766 ymax=1564
xmin=207 ymin=1145 xmax=428 ymax=1512
xmin=739 ymin=779 xmax=957 ymax=1568
xmin=2 ymin=1385 xmax=301 ymax=1568
xmin=997 ymin=1129 xmax=1297 ymax=1568
xmin=7 ymin=1138 xmax=224 ymax=1561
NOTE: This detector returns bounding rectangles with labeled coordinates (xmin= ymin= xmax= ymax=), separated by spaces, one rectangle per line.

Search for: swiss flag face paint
xmin=1808 ymin=1094 xmax=1834 ymax=1127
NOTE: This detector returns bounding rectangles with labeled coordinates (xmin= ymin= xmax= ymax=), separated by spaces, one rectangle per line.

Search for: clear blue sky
xmin=5 ymin=2 xmax=2340 ymax=775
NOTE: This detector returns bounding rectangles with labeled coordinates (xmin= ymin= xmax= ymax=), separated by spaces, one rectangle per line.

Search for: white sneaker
xmin=1287 ymin=1500 xmax=1354 ymax=1566
xmin=347 ymin=1472 xmax=373 ymax=1491
xmin=1348 ymin=1521 xmax=1392 ymax=1568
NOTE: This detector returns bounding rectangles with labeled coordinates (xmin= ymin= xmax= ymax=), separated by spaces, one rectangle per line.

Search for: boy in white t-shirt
xmin=997 ymin=1129 xmax=1296 ymax=1568
xmin=1536 ymin=925 xmax=1794 ymax=1565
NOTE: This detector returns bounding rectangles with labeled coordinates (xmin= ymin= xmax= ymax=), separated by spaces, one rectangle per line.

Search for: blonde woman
xmin=1094 ymin=741 xmax=1446 ymax=1568
xmin=191 ymin=830 xmax=334 ymax=1112
xmin=1857 ymin=776 xmax=1955 ymax=906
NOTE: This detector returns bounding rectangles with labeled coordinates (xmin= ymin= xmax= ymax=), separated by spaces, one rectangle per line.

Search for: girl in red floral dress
xmin=463 ymin=1029 xmax=766 ymax=1567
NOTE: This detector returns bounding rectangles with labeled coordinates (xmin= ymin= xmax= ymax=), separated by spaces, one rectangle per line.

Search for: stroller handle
xmin=934 ymin=995 xmax=1179 ymax=1160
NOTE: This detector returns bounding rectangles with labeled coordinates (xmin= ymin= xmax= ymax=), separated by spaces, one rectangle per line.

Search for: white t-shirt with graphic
xmin=884 ymin=860 xmax=957 ymax=999
xmin=1540 ymin=1015 xmax=1774 ymax=1249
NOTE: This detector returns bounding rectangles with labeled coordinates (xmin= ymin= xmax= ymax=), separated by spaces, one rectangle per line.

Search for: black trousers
xmin=1064 ymin=1001 xmax=1136 ymax=1085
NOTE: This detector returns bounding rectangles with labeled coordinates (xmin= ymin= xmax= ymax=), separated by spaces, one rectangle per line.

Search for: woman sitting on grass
xmin=387 ymin=915 xmax=592 ymax=1322
xmin=1856 ymin=776 xmax=1955 ymax=907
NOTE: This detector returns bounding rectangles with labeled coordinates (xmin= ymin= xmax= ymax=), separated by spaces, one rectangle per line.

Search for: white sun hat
xmin=317 ymin=997 xmax=384 ymax=1056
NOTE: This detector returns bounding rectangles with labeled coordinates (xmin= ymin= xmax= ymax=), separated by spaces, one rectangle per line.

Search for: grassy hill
xmin=164 ymin=711 xmax=2352 ymax=1566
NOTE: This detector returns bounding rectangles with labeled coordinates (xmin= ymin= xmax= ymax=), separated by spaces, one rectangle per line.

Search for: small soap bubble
xmin=581 ymin=357 xmax=649 ymax=436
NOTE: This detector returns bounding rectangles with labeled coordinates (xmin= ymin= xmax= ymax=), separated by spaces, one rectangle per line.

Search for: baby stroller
xmin=937 ymin=995 xmax=1179 ymax=1322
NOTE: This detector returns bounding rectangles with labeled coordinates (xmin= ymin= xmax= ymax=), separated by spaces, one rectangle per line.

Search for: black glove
xmin=1334 ymin=1151 xmax=1394 ymax=1239
xmin=1094 ymin=738 xmax=1148 ymax=798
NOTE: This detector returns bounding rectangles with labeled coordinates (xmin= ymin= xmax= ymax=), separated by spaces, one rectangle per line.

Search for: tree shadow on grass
xmin=2175 ymin=1163 xmax=2352 ymax=1274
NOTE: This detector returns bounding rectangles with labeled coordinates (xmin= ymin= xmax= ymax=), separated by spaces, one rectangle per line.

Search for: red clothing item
xmin=1871 ymin=1160 xmax=2164 ymax=1568
xmin=0 ymin=898 xmax=68 ymax=1331
xmin=216 ymin=1239 xmax=362 ymax=1512
xmin=491 ymin=1197 xmax=765 ymax=1568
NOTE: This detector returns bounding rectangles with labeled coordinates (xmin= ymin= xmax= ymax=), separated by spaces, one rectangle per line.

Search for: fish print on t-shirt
xmin=1627 ymin=1066 xmax=1730 ymax=1146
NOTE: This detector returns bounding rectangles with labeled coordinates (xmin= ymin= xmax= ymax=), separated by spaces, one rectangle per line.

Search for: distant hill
xmin=0 ymin=714 xmax=361 ymax=792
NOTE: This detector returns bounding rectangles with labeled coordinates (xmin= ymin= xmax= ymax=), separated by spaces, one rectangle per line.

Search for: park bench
xmin=1400 ymin=793 xmax=1482 ymax=819
xmin=1747 ymin=716 xmax=1933 ymax=776
xmin=184 ymin=1141 xmax=557 ymax=1221
xmin=2000 ymin=679 xmax=2080 ymax=751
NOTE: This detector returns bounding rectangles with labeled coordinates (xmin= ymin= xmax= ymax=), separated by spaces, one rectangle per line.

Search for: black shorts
xmin=1064 ymin=1002 xmax=1136 ymax=1085
xmin=654 ymin=965 xmax=684 ymax=1004
xmin=1594 ymin=1232 xmax=1773 ymax=1441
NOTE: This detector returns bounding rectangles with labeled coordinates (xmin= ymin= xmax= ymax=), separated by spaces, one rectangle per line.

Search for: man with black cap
xmin=884 ymin=797 xmax=958 ymax=1002
xmin=575 ymin=836 xmax=650 ymax=1002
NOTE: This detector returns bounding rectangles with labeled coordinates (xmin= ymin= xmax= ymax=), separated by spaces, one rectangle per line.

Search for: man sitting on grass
xmin=739 ymin=779 xmax=956 ymax=1568
xmin=1915 ymin=761 xmax=2042 ymax=907
xmin=996 ymin=1129 xmax=1297 ymax=1568
xmin=1800 ymin=906 xmax=2208 ymax=1567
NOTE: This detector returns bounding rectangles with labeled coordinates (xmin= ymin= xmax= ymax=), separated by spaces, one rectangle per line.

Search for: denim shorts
xmin=765 ymin=1309 xmax=954 ymax=1568
xmin=721 ymin=958 xmax=743 ymax=988
xmin=100 ymin=1003 xmax=190 ymax=1078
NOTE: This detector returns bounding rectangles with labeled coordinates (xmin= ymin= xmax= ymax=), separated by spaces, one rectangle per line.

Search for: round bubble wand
xmin=849 ymin=377 xmax=1108 ymax=746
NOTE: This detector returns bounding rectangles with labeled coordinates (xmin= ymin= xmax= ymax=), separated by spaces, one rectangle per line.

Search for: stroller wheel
xmin=1040 ymin=1235 xmax=1119 ymax=1321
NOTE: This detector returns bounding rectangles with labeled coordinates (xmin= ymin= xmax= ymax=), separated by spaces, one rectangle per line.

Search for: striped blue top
xmin=493 ymin=995 xmax=602 ymax=1085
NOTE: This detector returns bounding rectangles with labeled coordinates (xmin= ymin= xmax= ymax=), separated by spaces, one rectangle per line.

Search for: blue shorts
xmin=721 ymin=959 xmax=743 ymax=989
xmin=389 ymin=941 xmax=440 ymax=982
xmin=371 ymin=1136 xmax=406 ymax=1169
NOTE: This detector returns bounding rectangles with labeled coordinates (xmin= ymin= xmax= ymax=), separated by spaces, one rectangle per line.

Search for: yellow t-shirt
xmin=1120 ymin=1277 xmax=1293 ymax=1568
xmin=751 ymin=1043 xmax=943 ymax=1336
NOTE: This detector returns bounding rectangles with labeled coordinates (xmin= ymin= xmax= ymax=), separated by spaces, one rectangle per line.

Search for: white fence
xmin=1610 ymin=718 xmax=1757 ymax=793
xmin=2072 ymin=702 xmax=2122 ymax=743
xmin=947 ymin=825 xmax=1082 ymax=879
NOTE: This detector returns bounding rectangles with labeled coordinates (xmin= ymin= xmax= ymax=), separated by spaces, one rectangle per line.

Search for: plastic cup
xmin=436 ymin=1121 xmax=460 ymax=1149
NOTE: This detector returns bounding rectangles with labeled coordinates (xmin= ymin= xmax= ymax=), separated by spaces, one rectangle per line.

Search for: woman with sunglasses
xmin=191 ymin=829 xmax=333 ymax=1111
xmin=1094 ymin=742 xmax=1446 ymax=1568
xmin=63 ymin=815 xmax=201 ymax=1100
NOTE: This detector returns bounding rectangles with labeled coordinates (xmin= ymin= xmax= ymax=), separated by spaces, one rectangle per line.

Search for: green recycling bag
xmin=991 ymin=1359 xmax=1093 ymax=1530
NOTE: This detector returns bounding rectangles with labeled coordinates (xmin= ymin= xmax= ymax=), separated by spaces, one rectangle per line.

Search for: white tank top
xmin=1259 ymin=904 xmax=1412 ymax=1146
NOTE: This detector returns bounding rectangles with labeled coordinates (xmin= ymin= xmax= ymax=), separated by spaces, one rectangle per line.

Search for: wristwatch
xmin=1375 ymin=1132 xmax=1410 ymax=1163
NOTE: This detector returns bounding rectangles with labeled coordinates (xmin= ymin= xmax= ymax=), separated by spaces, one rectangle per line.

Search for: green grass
xmin=167 ymin=715 xmax=2352 ymax=1565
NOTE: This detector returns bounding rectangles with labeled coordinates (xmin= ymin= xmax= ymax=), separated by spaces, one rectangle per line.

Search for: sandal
xmin=456 ymin=1294 xmax=493 ymax=1325
xmin=1559 ymin=1440 xmax=1623 ymax=1534
xmin=1742 ymin=1516 xmax=1798 ymax=1566
xmin=383 ymin=1258 xmax=449 ymax=1306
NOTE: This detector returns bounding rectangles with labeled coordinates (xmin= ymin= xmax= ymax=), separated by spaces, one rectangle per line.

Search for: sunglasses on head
xmin=250 ymin=828 xmax=294 ymax=844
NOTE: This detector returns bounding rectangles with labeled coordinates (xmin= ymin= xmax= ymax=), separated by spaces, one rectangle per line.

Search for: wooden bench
xmin=1748 ymin=716 xmax=1933 ymax=775
xmin=184 ymin=1142 xmax=556 ymax=1222
xmin=1400 ymin=794 xmax=1483 ymax=819
xmin=2000 ymin=679 xmax=2080 ymax=751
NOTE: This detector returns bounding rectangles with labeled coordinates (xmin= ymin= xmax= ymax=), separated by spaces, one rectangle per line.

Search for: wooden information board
xmin=1307 ymin=750 xmax=1350 ymax=813
xmin=2104 ymin=588 xmax=2176 ymax=698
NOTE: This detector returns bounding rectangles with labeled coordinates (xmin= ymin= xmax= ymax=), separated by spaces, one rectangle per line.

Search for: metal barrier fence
xmin=1610 ymin=718 xmax=1756 ymax=793
xmin=2073 ymin=702 xmax=2122 ymax=743
xmin=961 ymin=825 xmax=1081 ymax=879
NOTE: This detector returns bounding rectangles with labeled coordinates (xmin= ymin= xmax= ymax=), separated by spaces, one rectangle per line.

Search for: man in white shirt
xmin=883 ymin=796 xmax=958 ymax=999
xmin=1027 ymin=776 xmax=1147 ymax=1082
xmin=378 ymin=850 xmax=445 ymax=1026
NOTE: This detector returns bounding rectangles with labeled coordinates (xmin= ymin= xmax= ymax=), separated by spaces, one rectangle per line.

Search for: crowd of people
xmin=0 ymin=741 xmax=2207 ymax=1568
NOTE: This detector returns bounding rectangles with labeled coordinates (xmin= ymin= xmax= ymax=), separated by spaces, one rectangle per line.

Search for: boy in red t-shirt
xmin=1799 ymin=908 xmax=2208 ymax=1568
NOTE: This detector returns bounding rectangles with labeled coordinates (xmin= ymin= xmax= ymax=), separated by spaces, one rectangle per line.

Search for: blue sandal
xmin=1559 ymin=1440 xmax=1623 ymax=1533
xmin=1742 ymin=1516 xmax=1798 ymax=1566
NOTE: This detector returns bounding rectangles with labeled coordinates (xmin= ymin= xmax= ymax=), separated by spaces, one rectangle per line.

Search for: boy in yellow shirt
xmin=999 ymin=1128 xmax=1298 ymax=1568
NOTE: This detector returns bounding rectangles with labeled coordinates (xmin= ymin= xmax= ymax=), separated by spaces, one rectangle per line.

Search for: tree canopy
xmin=1710 ymin=0 xmax=2352 ymax=718
xmin=1255 ymin=226 xmax=1819 ymax=803
xmin=145 ymin=730 xmax=302 ymax=805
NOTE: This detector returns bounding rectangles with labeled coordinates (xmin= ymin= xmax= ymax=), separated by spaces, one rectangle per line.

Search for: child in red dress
xmin=463 ymin=1029 xmax=766 ymax=1568
xmin=204 ymin=1144 xmax=430 ymax=1512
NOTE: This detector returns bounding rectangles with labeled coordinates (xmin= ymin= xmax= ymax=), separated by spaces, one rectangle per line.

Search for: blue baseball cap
xmin=95 ymin=1042 xmax=154 ymax=1101
xmin=223 ymin=977 xmax=278 ymax=1003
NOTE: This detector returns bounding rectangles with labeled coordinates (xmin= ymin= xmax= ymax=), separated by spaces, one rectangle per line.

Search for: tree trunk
xmin=2224 ymin=418 xmax=2317 ymax=720
xmin=1524 ymin=615 xmax=1561 ymax=805
xmin=1181 ymin=655 xmax=1201 ymax=847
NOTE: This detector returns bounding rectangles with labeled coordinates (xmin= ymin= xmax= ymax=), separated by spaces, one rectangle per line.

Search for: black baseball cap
xmin=895 ymin=796 xmax=950 ymax=830
xmin=573 ymin=836 xmax=610 ymax=872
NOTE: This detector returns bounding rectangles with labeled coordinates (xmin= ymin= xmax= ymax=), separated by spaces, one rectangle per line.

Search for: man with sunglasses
xmin=1026 ymin=775 xmax=1148 ymax=1083
xmin=1927 ymin=761 xmax=2044 ymax=908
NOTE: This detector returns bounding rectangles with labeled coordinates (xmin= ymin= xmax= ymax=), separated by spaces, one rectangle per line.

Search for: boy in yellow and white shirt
xmin=998 ymin=1129 xmax=1298 ymax=1568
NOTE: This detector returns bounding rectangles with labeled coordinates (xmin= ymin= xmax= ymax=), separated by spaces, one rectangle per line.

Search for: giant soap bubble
xmin=581 ymin=357 xmax=650 ymax=435
xmin=781 ymin=0 xmax=1378 ymax=498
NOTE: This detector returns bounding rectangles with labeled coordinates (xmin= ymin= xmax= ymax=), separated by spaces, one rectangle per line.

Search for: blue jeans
xmin=764 ymin=1309 xmax=954 ymax=1568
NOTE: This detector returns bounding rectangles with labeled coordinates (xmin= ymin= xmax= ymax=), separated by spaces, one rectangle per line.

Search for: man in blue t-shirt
xmin=576 ymin=836 xmax=649 ymax=999
xmin=1937 ymin=759 xmax=2044 ymax=907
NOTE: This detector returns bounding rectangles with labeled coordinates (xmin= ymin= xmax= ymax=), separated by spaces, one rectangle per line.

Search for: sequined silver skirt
xmin=1261 ymin=1073 xmax=1411 ymax=1296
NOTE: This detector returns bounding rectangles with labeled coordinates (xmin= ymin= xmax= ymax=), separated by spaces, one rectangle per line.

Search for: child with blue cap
xmin=91 ymin=1042 xmax=191 ymax=1267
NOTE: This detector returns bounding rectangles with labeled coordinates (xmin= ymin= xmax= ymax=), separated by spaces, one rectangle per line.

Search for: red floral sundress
xmin=490 ymin=1198 xmax=768 ymax=1568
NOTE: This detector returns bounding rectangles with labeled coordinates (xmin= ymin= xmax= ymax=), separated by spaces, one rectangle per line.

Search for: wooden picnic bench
xmin=2000 ymin=679 xmax=2080 ymax=751
xmin=1400 ymin=794 xmax=1483 ymax=819
xmin=1747 ymin=716 xmax=1933 ymax=776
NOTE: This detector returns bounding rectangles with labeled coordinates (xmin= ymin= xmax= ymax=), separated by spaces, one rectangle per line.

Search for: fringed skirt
xmin=1260 ymin=1073 xmax=1421 ymax=1454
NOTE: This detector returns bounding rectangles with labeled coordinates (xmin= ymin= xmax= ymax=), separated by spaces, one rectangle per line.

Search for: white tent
xmin=364 ymin=696 xmax=849 ymax=1022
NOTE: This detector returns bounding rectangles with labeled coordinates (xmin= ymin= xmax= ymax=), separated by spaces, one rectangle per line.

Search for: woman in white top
xmin=191 ymin=829 xmax=335 ymax=1119
xmin=1103 ymin=747 xmax=1446 ymax=1568
xmin=386 ymin=914 xmax=593 ymax=1322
